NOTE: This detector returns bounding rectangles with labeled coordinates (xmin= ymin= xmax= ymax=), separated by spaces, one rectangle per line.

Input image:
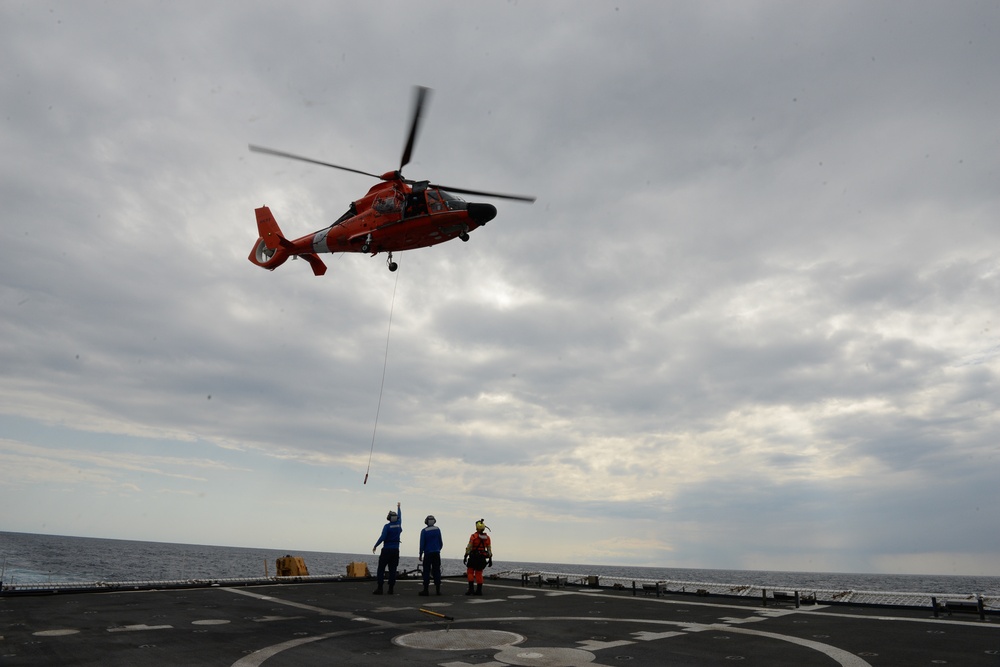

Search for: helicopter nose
xmin=467 ymin=202 xmax=497 ymax=225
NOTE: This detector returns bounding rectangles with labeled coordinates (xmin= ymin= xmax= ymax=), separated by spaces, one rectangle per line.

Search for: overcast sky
xmin=2 ymin=1 xmax=998 ymax=577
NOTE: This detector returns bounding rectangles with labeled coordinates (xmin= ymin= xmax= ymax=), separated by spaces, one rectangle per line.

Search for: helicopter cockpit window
xmin=373 ymin=193 xmax=403 ymax=213
xmin=439 ymin=190 xmax=468 ymax=211
xmin=426 ymin=189 xmax=446 ymax=212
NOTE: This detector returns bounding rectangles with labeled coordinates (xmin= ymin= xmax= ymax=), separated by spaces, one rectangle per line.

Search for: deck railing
xmin=3 ymin=568 xmax=997 ymax=617
xmin=495 ymin=568 xmax=998 ymax=615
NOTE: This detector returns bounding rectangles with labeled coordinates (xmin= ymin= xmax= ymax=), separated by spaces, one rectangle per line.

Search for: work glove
xmin=372 ymin=547 xmax=377 ymax=554
xmin=487 ymin=558 xmax=493 ymax=568
xmin=463 ymin=555 xmax=469 ymax=566
xmin=418 ymin=554 xmax=423 ymax=562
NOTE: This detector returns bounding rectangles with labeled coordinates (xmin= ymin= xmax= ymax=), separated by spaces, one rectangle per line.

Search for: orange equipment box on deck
xmin=275 ymin=555 xmax=309 ymax=577
xmin=346 ymin=561 xmax=370 ymax=578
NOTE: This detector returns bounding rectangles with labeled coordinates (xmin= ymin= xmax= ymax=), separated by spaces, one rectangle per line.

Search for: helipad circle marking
xmin=226 ymin=602 xmax=873 ymax=667
xmin=33 ymin=629 xmax=80 ymax=637
xmin=393 ymin=628 xmax=524 ymax=651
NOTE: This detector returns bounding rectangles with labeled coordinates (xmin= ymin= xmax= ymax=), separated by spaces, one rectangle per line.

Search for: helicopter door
xmin=403 ymin=182 xmax=429 ymax=218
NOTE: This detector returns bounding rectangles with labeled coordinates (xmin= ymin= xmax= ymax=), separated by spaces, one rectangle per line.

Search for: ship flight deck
xmin=2 ymin=575 xmax=998 ymax=666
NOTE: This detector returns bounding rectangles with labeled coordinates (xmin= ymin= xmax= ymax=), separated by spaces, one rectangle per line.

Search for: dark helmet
xmin=425 ymin=515 xmax=436 ymax=526
xmin=387 ymin=510 xmax=398 ymax=521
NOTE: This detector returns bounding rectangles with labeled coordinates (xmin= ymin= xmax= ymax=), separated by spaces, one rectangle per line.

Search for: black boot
xmin=475 ymin=583 xmax=483 ymax=596
xmin=373 ymin=586 xmax=383 ymax=595
xmin=388 ymin=585 xmax=394 ymax=595
xmin=465 ymin=581 xmax=475 ymax=596
xmin=418 ymin=586 xmax=429 ymax=596
xmin=435 ymin=584 xmax=441 ymax=596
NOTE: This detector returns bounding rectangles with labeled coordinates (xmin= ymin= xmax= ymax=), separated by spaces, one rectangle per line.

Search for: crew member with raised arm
xmin=372 ymin=501 xmax=402 ymax=594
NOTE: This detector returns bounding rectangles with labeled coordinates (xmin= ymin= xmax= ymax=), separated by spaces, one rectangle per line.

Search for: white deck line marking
xmin=577 ymin=638 xmax=635 ymax=650
xmin=32 ymin=629 xmax=81 ymax=637
xmin=230 ymin=634 xmax=332 ymax=667
xmin=107 ymin=624 xmax=173 ymax=632
xmin=632 ymin=630 xmax=686 ymax=641
xmin=221 ymin=587 xmax=393 ymax=626
xmin=712 ymin=624 xmax=872 ymax=667
xmin=794 ymin=607 xmax=1000 ymax=629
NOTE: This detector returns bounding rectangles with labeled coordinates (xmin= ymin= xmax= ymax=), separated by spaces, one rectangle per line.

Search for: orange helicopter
xmin=248 ymin=86 xmax=535 ymax=275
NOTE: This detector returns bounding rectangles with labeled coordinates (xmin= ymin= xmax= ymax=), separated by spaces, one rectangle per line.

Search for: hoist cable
xmin=364 ymin=267 xmax=400 ymax=484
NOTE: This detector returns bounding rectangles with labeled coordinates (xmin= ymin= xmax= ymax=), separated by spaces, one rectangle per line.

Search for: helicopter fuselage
xmin=248 ymin=177 xmax=497 ymax=275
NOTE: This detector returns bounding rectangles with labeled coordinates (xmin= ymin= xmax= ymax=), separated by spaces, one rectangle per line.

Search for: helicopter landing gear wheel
xmin=459 ymin=232 xmax=470 ymax=242
xmin=386 ymin=252 xmax=398 ymax=272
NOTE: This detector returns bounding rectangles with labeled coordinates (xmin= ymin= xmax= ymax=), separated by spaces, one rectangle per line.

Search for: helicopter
xmin=248 ymin=86 xmax=535 ymax=275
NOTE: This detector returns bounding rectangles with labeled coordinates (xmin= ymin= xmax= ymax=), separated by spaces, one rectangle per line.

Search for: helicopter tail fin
xmin=255 ymin=206 xmax=289 ymax=251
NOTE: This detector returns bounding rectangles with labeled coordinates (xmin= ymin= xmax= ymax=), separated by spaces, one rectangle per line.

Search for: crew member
xmin=418 ymin=514 xmax=444 ymax=596
xmin=372 ymin=502 xmax=402 ymax=594
xmin=463 ymin=519 xmax=492 ymax=596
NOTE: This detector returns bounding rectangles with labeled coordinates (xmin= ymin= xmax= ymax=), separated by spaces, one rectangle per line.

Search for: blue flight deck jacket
xmin=419 ymin=525 xmax=443 ymax=556
xmin=374 ymin=507 xmax=402 ymax=551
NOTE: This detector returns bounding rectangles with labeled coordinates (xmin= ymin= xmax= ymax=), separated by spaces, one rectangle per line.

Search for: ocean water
xmin=1 ymin=531 xmax=997 ymax=596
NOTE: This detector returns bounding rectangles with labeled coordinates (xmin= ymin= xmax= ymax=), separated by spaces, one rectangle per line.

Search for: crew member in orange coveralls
xmin=463 ymin=519 xmax=492 ymax=596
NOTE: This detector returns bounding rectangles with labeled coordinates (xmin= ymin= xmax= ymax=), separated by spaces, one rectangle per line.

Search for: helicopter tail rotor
xmin=249 ymin=235 xmax=289 ymax=271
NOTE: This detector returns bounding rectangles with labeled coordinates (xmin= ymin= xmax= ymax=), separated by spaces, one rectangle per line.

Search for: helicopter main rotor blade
xmin=249 ymin=144 xmax=382 ymax=180
xmin=399 ymin=86 xmax=431 ymax=173
xmin=429 ymin=183 xmax=536 ymax=203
